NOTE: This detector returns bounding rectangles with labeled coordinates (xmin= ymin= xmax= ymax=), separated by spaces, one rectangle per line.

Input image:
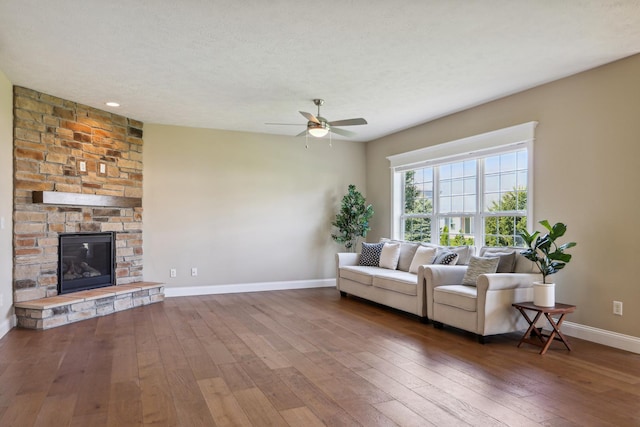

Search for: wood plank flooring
xmin=0 ymin=287 xmax=639 ymax=426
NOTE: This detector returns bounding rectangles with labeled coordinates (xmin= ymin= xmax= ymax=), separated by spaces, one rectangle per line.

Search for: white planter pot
xmin=533 ymin=281 xmax=555 ymax=307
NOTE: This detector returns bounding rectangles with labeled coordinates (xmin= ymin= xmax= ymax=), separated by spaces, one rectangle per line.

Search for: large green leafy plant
xmin=519 ymin=220 xmax=577 ymax=284
xmin=331 ymin=185 xmax=374 ymax=251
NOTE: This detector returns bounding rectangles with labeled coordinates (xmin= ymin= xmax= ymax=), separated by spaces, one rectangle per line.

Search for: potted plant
xmin=331 ymin=184 xmax=374 ymax=252
xmin=519 ymin=220 xmax=577 ymax=307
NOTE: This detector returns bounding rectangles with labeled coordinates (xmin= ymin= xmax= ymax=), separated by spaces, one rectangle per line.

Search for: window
xmin=388 ymin=122 xmax=535 ymax=248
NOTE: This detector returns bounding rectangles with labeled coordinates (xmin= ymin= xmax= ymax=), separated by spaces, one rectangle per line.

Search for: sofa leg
xmin=432 ymin=321 xmax=443 ymax=329
xmin=339 ymin=291 xmax=347 ymax=297
xmin=419 ymin=317 xmax=429 ymax=324
xmin=477 ymin=335 xmax=487 ymax=344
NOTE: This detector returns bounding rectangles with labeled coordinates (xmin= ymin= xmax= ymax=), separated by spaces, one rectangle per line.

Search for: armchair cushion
xmin=433 ymin=285 xmax=477 ymax=312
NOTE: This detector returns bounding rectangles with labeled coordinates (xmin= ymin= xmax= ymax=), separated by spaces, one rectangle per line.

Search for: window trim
xmin=387 ymin=122 xmax=536 ymax=243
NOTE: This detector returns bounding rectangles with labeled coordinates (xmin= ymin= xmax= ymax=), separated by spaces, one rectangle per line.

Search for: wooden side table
xmin=512 ymin=301 xmax=576 ymax=355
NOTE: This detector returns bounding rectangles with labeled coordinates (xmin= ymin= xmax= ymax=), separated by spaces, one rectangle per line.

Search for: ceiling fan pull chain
xmin=305 ymin=131 xmax=309 ymax=149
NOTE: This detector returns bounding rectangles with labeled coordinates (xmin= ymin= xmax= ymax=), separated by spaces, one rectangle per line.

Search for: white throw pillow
xmin=409 ymin=246 xmax=437 ymax=273
xmin=379 ymin=242 xmax=401 ymax=269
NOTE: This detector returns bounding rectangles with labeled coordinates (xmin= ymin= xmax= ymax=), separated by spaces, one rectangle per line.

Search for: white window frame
xmin=387 ymin=122 xmax=536 ymax=245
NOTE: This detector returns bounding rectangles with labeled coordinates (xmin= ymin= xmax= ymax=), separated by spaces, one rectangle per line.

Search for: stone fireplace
xmin=58 ymin=232 xmax=114 ymax=294
xmin=12 ymin=87 xmax=145 ymax=305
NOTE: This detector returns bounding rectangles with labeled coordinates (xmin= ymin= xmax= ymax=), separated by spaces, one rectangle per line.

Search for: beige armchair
xmin=424 ymin=255 xmax=542 ymax=343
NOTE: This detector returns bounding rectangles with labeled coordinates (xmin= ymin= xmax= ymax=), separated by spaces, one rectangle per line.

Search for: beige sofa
xmin=336 ymin=242 xmax=542 ymax=342
xmin=335 ymin=241 xmax=474 ymax=321
xmin=425 ymin=247 xmax=542 ymax=342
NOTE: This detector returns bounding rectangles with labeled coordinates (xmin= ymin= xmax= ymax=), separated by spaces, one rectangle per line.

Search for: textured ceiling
xmin=1 ymin=1 xmax=639 ymax=142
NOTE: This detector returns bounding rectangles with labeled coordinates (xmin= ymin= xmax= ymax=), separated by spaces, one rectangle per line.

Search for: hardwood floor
xmin=0 ymin=287 xmax=638 ymax=426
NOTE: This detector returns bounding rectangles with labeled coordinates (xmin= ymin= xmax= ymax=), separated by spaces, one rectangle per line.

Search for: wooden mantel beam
xmin=32 ymin=191 xmax=142 ymax=208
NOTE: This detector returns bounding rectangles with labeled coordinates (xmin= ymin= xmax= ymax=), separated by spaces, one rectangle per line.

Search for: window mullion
xmin=477 ymin=157 xmax=485 ymax=247
xmin=432 ymin=166 xmax=440 ymax=244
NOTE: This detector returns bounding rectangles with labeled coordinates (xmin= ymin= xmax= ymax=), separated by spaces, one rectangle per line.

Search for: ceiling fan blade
xmin=295 ymin=129 xmax=308 ymax=137
xmin=328 ymin=118 xmax=367 ymax=127
xmin=265 ymin=123 xmax=302 ymax=126
xmin=299 ymin=111 xmax=320 ymax=124
xmin=330 ymin=127 xmax=356 ymax=137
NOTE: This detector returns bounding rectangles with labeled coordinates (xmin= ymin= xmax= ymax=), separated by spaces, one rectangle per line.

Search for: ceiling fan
xmin=266 ymin=99 xmax=367 ymax=138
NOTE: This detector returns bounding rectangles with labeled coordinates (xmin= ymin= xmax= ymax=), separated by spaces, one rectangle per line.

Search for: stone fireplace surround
xmin=12 ymin=87 xmax=163 ymax=328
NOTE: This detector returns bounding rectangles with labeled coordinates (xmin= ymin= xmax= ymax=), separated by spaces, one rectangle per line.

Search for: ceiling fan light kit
xmin=308 ymin=122 xmax=329 ymax=138
xmin=266 ymin=99 xmax=367 ymax=141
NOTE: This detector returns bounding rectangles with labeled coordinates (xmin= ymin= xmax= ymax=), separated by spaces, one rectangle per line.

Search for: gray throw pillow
xmin=462 ymin=256 xmax=500 ymax=286
xmin=491 ymin=251 xmax=517 ymax=273
xmin=397 ymin=242 xmax=419 ymax=271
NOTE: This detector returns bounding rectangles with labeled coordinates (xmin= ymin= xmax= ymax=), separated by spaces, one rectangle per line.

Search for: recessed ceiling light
xmin=105 ymin=101 xmax=120 ymax=107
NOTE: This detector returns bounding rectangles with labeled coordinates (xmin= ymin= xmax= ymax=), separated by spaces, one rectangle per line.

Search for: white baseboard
xmin=561 ymin=321 xmax=640 ymax=354
xmin=0 ymin=314 xmax=17 ymax=340
xmin=164 ymin=278 xmax=335 ymax=298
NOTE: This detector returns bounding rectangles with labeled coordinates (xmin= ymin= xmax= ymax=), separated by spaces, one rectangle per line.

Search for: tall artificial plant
xmin=331 ymin=184 xmax=374 ymax=251
xmin=519 ymin=220 xmax=577 ymax=284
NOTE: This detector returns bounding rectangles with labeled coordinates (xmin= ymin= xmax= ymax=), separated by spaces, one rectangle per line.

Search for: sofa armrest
xmin=336 ymin=252 xmax=360 ymax=267
xmin=422 ymin=265 xmax=468 ymax=318
xmin=335 ymin=252 xmax=360 ymax=290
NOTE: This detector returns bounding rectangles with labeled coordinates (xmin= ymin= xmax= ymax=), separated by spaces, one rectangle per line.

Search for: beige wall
xmin=0 ymin=71 xmax=14 ymax=329
xmin=143 ymin=125 xmax=366 ymax=289
xmin=366 ymin=54 xmax=640 ymax=337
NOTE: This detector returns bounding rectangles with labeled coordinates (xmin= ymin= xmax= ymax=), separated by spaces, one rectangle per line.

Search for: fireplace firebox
xmin=58 ymin=232 xmax=115 ymax=294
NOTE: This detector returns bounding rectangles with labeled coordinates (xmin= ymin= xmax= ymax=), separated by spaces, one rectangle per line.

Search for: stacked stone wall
xmin=13 ymin=87 xmax=144 ymax=303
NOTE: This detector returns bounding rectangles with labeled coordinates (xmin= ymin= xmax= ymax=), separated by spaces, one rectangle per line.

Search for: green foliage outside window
xmin=484 ymin=188 xmax=527 ymax=246
xmin=439 ymin=224 xmax=474 ymax=246
xmin=403 ymin=171 xmax=431 ymax=242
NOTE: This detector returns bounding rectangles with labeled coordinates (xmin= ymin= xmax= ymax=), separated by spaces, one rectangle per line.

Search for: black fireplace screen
xmin=58 ymin=232 xmax=115 ymax=294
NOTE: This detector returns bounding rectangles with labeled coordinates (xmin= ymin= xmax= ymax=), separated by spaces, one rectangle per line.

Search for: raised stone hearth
xmin=14 ymin=282 xmax=164 ymax=330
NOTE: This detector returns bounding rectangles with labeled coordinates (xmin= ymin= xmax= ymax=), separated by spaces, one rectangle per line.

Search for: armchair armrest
xmin=476 ymin=273 xmax=543 ymax=292
xmin=476 ymin=272 xmax=543 ymax=336
xmin=421 ymin=264 xmax=467 ymax=287
xmin=422 ymin=264 xmax=468 ymax=317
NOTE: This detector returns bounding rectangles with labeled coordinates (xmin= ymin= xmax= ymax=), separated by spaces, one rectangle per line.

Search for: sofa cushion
xmin=397 ymin=242 xmax=419 ymax=271
xmin=433 ymin=251 xmax=459 ymax=265
xmin=359 ymin=242 xmax=384 ymax=266
xmin=339 ymin=266 xmax=382 ymax=285
xmin=379 ymin=242 xmax=401 ymax=270
xmin=443 ymin=245 xmax=474 ymax=265
xmin=462 ymin=256 xmax=499 ymax=286
xmin=372 ymin=270 xmax=418 ymax=296
xmin=433 ymin=285 xmax=478 ymax=312
xmin=409 ymin=246 xmax=437 ymax=273
xmin=380 ymin=239 xmax=419 ymax=272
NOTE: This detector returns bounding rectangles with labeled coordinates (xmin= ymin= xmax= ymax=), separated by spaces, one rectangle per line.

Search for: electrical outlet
xmin=170 ymin=268 xmax=177 ymax=278
xmin=191 ymin=267 xmax=198 ymax=277
xmin=613 ymin=301 xmax=623 ymax=316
